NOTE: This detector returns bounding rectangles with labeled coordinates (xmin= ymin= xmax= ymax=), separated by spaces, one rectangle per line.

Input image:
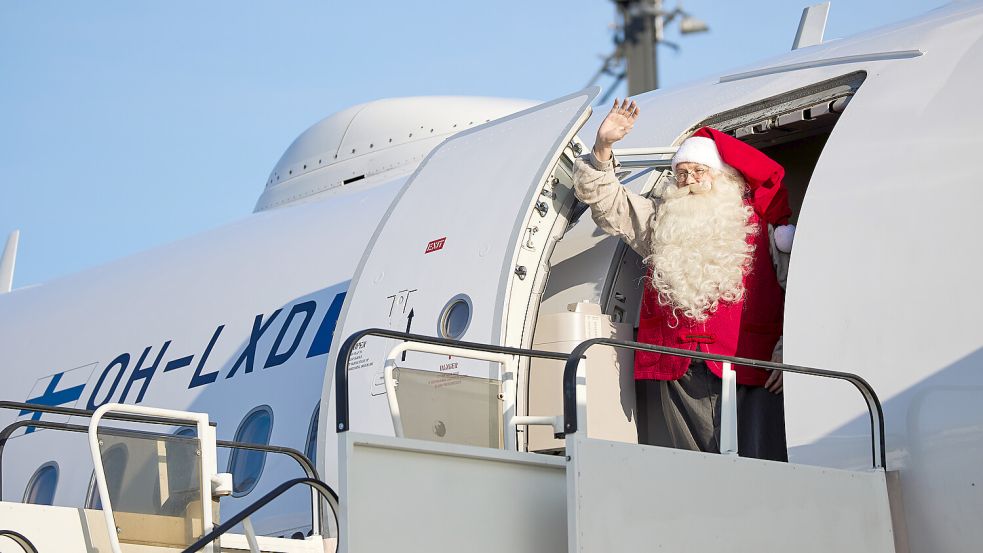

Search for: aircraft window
xmin=23 ymin=462 xmax=58 ymax=505
xmin=305 ymin=402 xmax=320 ymax=466
xmin=228 ymin=405 xmax=274 ymax=497
xmin=438 ymin=294 xmax=472 ymax=340
xmin=174 ymin=426 xmax=196 ymax=438
xmin=85 ymin=444 xmax=128 ymax=509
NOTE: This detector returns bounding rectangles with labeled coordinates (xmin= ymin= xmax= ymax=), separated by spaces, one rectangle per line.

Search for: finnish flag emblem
xmin=17 ymin=363 xmax=97 ymax=435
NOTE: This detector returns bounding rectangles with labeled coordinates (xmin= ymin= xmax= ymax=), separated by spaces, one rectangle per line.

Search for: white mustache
xmin=665 ymin=180 xmax=712 ymax=199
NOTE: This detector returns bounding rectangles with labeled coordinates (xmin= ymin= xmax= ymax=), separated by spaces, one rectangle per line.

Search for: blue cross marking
xmin=19 ymin=372 xmax=86 ymax=434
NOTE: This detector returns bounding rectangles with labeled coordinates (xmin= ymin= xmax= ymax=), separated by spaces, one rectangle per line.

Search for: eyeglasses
xmin=674 ymin=167 xmax=708 ymax=181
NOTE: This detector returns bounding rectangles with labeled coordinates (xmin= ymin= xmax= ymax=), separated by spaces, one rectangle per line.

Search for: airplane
xmin=1 ymin=1 xmax=982 ymax=552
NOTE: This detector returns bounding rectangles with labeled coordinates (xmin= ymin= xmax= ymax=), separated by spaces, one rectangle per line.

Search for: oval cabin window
xmin=23 ymin=462 xmax=59 ymax=505
xmin=305 ymin=403 xmax=319 ymax=466
xmin=228 ymin=406 xmax=274 ymax=497
xmin=438 ymin=294 xmax=473 ymax=340
xmin=85 ymin=444 xmax=128 ymax=509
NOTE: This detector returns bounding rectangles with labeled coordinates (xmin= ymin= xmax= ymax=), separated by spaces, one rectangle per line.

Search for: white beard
xmin=645 ymin=170 xmax=756 ymax=323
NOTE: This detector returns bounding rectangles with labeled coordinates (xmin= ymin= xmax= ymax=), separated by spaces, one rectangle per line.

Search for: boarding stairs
xmin=333 ymin=329 xmax=906 ymax=553
xmin=0 ymin=331 xmax=905 ymax=553
xmin=0 ymin=401 xmax=338 ymax=553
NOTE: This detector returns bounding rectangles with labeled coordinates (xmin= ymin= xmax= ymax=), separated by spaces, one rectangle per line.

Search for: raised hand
xmin=593 ymin=98 xmax=640 ymax=162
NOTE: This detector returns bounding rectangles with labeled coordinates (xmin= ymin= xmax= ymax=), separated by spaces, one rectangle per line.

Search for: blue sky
xmin=1 ymin=0 xmax=942 ymax=287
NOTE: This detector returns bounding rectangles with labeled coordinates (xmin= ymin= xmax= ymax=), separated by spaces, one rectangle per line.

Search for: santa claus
xmin=573 ymin=98 xmax=794 ymax=461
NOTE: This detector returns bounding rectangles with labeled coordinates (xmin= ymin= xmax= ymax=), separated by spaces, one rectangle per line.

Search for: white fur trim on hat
xmin=672 ymin=136 xmax=723 ymax=171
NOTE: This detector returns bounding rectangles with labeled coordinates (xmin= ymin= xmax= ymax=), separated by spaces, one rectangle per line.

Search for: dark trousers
xmin=635 ymin=361 xmax=788 ymax=461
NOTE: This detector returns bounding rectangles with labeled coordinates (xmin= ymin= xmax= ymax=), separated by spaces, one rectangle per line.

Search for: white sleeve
xmin=572 ymin=152 xmax=657 ymax=259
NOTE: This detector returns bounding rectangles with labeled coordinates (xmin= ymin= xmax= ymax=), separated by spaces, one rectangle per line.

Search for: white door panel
xmin=331 ymin=88 xmax=598 ymax=437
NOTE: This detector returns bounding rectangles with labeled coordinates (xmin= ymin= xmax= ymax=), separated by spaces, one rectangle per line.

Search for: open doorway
xmin=524 ymin=71 xmax=866 ymax=453
xmin=702 ymin=70 xmax=866 ymax=224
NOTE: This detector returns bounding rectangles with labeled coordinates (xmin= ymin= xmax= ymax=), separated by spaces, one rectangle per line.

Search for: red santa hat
xmin=672 ymin=126 xmax=793 ymax=228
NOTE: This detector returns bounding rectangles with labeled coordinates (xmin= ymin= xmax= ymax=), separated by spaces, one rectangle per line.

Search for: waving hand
xmin=593 ymin=98 xmax=640 ymax=162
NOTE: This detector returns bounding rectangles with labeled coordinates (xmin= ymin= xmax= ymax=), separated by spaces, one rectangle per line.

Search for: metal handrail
xmin=0 ymin=400 xmax=218 ymax=427
xmin=0 ymin=530 xmax=39 ymax=553
xmin=561 ymin=338 xmax=887 ymax=469
xmin=0 ymin=417 xmax=319 ymax=492
xmin=335 ymin=330 xmax=886 ymax=468
xmin=181 ymin=477 xmax=339 ymax=553
xmin=335 ymin=328 xmax=569 ymax=432
xmin=0 ymin=401 xmax=320 ymax=476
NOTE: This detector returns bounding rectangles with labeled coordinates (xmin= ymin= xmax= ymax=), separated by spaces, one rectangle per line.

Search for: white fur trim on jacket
xmin=774 ymin=224 xmax=795 ymax=253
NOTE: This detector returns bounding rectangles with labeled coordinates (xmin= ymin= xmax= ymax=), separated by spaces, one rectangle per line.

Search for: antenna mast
xmin=589 ymin=1 xmax=710 ymax=100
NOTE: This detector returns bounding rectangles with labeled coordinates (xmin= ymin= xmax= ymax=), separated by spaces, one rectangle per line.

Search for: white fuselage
xmin=2 ymin=3 xmax=982 ymax=550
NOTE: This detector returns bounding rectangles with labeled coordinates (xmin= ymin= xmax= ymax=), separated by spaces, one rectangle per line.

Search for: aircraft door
xmin=330 ymin=87 xmax=599 ymax=444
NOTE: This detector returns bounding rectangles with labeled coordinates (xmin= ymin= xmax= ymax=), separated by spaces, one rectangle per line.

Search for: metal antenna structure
xmin=587 ymin=0 xmax=710 ymax=102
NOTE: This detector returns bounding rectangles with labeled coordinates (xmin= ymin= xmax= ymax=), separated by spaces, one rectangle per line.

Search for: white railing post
xmin=88 ymin=403 xmax=217 ymax=553
xmin=500 ymin=355 xmax=520 ymax=452
xmin=242 ymin=517 xmax=261 ymax=553
xmin=575 ymin=358 xmax=589 ymax=437
xmin=719 ymin=362 xmax=739 ymax=456
xmin=383 ymin=358 xmax=404 ymax=438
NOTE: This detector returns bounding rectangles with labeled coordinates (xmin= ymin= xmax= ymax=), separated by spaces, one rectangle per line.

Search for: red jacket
xmin=634 ymin=211 xmax=784 ymax=386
